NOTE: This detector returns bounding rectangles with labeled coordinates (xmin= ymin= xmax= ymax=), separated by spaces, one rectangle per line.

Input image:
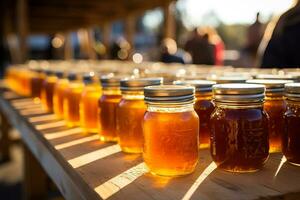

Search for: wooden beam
xmin=125 ymin=15 xmax=136 ymax=52
xmin=163 ymin=1 xmax=176 ymax=39
xmin=16 ymin=0 xmax=29 ymax=63
xmin=0 ymin=111 xmax=11 ymax=162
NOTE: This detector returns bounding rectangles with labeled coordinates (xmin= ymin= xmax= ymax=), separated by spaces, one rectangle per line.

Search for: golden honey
xmin=63 ymin=74 xmax=84 ymax=127
xmin=80 ymin=74 xmax=102 ymax=133
xmin=98 ymin=76 xmax=122 ymax=142
xmin=117 ymin=78 xmax=162 ymax=153
xmin=41 ymin=71 xmax=57 ymax=112
xmin=143 ymin=85 xmax=199 ymax=176
xmin=210 ymin=84 xmax=269 ymax=172
xmin=53 ymin=72 xmax=68 ymax=119
xmin=30 ymin=70 xmax=45 ymax=100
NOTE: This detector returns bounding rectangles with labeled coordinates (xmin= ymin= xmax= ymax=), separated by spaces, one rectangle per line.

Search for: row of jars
xmin=4 ymin=64 xmax=300 ymax=177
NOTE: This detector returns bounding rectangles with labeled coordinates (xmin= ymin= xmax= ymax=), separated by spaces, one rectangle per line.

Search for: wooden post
xmin=64 ymin=32 xmax=73 ymax=60
xmin=16 ymin=0 xmax=29 ymax=63
xmin=102 ymin=22 xmax=111 ymax=58
xmin=78 ymin=28 xmax=96 ymax=59
xmin=125 ymin=15 xmax=136 ymax=52
xmin=23 ymin=143 xmax=48 ymax=200
xmin=163 ymin=1 xmax=176 ymax=39
xmin=0 ymin=111 xmax=11 ymax=162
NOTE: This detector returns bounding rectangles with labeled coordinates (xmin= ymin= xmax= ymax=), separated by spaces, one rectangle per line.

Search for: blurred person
xmin=260 ymin=1 xmax=300 ymax=68
xmin=201 ymin=27 xmax=225 ymax=66
xmin=160 ymin=38 xmax=185 ymax=64
xmin=184 ymin=28 xmax=215 ymax=65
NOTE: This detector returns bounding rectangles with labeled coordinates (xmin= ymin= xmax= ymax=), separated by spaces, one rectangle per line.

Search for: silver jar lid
xmin=255 ymin=74 xmax=295 ymax=81
xmin=100 ymin=75 xmax=125 ymax=88
xmin=213 ymin=83 xmax=265 ymax=103
xmin=285 ymin=83 xmax=300 ymax=101
xmin=246 ymin=79 xmax=293 ymax=96
xmin=144 ymin=85 xmax=195 ymax=104
xmin=120 ymin=77 xmax=163 ymax=92
xmin=174 ymin=80 xmax=216 ymax=93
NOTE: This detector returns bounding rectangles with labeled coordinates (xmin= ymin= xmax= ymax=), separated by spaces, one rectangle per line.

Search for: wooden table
xmin=1 ymin=89 xmax=300 ymax=200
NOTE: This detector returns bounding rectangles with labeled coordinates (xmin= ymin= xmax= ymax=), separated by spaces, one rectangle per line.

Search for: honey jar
xmin=283 ymin=83 xmax=300 ymax=166
xmin=143 ymin=85 xmax=199 ymax=176
xmin=80 ymin=72 xmax=102 ymax=133
xmin=247 ymin=79 xmax=292 ymax=152
xmin=175 ymin=80 xmax=216 ymax=148
xmin=53 ymin=71 xmax=68 ymax=119
xmin=41 ymin=70 xmax=57 ymax=112
xmin=63 ymin=73 xmax=84 ymax=127
xmin=117 ymin=78 xmax=162 ymax=153
xmin=210 ymin=84 xmax=269 ymax=172
xmin=98 ymin=76 xmax=123 ymax=142
xmin=30 ymin=69 xmax=45 ymax=101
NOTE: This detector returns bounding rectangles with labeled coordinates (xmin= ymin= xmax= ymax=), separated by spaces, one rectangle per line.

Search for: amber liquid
xmin=194 ymin=95 xmax=214 ymax=148
xmin=53 ymin=79 xmax=68 ymax=119
xmin=80 ymin=85 xmax=102 ymax=133
xmin=98 ymin=92 xmax=122 ymax=142
xmin=30 ymin=73 xmax=45 ymax=99
xmin=117 ymin=98 xmax=146 ymax=153
xmin=143 ymin=108 xmax=199 ymax=176
xmin=210 ymin=106 xmax=269 ymax=172
xmin=41 ymin=76 xmax=57 ymax=112
xmin=283 ymin=102 xmax=300 ymax=165
xmin=264 ymin=98 xmax=286 ymax=152
xmin=64 ymin=82 xmax=84 ymax=127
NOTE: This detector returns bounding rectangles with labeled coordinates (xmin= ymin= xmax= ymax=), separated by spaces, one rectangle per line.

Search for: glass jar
xmin=283 ymin=83 xmax=300 ymax=166
xmin=98 ymin=76 xmax=123 ymax=142
xmin=41 ymin=70 xmax=58 ymax=112
xmin=247 ymin=79 xmax=292 ymax=152
xmin=210 ymin=83 xmax=269 ymax=172
xmin=117 ymin=78 xmax=162 ymax=153
xmin=30 ymin=69 xmax=45 ymax=101
xmin=80 ymin=72 xmax=102 ymax=133
xmin=143 ymin=85 xmax=199 ymax=176
xmin=174 ymin=80 xmax=216 ymax=148
xmin=53 ymin=71 xmax=68 ymax=119
xmin=63 ymin=73 xmax=84 ymax=127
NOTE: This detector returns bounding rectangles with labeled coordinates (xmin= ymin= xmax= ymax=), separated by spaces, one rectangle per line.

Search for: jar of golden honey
xmin=63 ymin=73 xmax=84 ymax=127
xmin=80 ymin=72 xmax=102 ymax=133
xmin=283 ymin=83 xmax=300 ymax=166
xmin=98 ymin=76 xmax=123 ymax=142
xmin=175 ymin=80 xmax=216 ymax=148
xmin=210 ymin=84 xmax=269 ymax=172
xmin=41 ymin=70 xmax=58 ymax=112
xmin=53 ymin=71 xmax=68 ymax=119
xmin=117 ymin=78 xmax=162 ymax=153
xmin=247 ymin=79 xmax=292 ymax=152
xmin=143 ymin=85 xmax=199 ymax=176
xmin=30 ymin=69 xmax=45 ymax=101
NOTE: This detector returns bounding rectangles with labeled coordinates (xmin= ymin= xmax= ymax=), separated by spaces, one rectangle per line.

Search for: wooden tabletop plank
xmin=1 ymin=91 xmax=300 ymax=200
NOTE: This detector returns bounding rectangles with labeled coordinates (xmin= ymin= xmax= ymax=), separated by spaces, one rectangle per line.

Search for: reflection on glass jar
xmin=117 ymin=78 xmax=162 ymax=153
xmin=283 ymin=83 xmax=300 ymax=166
xmin=210 ymin=83 xmax=269 ymax=172
xmin=53 ymin=71 xmax=68 ymax=119
xmin=143 ymin=85 xmax=199 ymax=176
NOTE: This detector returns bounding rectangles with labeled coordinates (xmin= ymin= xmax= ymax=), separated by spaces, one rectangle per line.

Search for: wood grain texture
xmin=1 ymin=91 xmax=300 ymax=200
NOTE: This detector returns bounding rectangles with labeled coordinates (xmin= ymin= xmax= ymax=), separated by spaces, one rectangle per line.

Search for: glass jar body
xmin=41 ymin=76 xmax=57 ymax=112
xmin=210 ymin=103 xmax=269 ymax=172
xmin=264 ymin=96 xmax=286 ymax=152
xmin=30 ymin=72 xmax=45 ymax=100
xmin=194 ymin=94 xmax=214 ymax=148
xmin=283 ymin=100 xmax=300 ymax=166
xmin=63 ymin=82 xmax=84 ymax=127
xmin=80 ymin=84 xmax=102 ymax=133
xmin=98 ymin=89 xmax=122 ymax=142
xmin=117 ymin=94 xmax=146 ymax=153
xmin=143 ymin=104 xmax=199 ymax=176
xmin=53 ymin=79 xmax=69 ymax=119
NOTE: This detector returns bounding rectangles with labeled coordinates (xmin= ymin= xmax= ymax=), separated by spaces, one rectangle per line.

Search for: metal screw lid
xmin=144 ymin=85 xmax=195 ymax=104
xmin=285 ymin=83 xmax=300 ymax=100
xmin=83 ymin=72 xmax=96 ymax=85
xmin=67 ymin=72 xmax=79 ymax=81
xmin=174 ymin=80 xmax=216 ymax=93
xmin=44 ymin=69 xmax=55 ymax=76
xmin=120 ymin=77 xmax=163 ymax=92
xmin=100 ymin=75 xmax=125 ymax=88
xmin=255 ymin=74 xmax=295 ymax=81
xmin=55 ymin=71 xmax=64 ymax=79
xmin=212 ymin=76 xmax=247 ymax=84
xmin=246 ymin=79 xmax=293 ymax=96
xmin=213 ymin=83 xmax=265 ymax=103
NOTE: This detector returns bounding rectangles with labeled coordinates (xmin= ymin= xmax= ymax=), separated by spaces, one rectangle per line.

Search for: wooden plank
xmin=1 ymin=92 xmax=300 ymax=200
xmin=0 ymin=111 xmax=11 ymax=161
